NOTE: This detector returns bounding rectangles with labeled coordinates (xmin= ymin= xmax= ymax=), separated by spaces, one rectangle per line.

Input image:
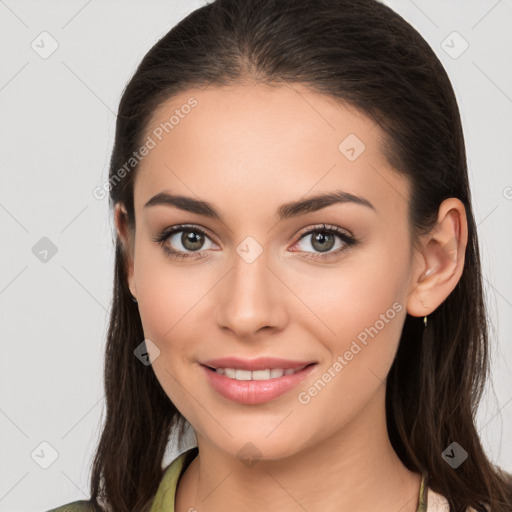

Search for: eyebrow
xmin=144 ymin=190 xmax=376 ymax=221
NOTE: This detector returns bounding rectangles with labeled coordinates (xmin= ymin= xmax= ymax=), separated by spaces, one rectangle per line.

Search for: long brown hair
xmin=89 ymin=1 xmax=512 ymax=510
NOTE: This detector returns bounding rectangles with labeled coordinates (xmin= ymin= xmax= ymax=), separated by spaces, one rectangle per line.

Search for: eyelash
xmin=153 ymin=223 xmax=358 ymax=261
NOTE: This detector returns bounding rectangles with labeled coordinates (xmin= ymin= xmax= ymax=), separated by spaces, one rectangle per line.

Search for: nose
xmin=215 ymin=250 xmax=287 ymax=339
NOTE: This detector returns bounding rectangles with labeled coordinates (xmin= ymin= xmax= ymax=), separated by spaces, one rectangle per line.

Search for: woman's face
xmin=122 ymin=83 xmax=423 ymax=460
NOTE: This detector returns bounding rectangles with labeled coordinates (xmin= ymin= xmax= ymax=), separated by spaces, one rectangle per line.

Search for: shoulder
xmin=45 ymin=500 xmax=95 ymax=512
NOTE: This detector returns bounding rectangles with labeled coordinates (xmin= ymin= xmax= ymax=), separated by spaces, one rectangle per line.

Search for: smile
xmin=201 ymin=363 xmax=318 ymax=404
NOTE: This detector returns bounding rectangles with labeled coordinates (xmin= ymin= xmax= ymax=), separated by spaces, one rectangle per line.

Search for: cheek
xmin=296 ymin=240 xmax=406 ymax=330
xmin=133 ymin=242 xmax=176 ymax=335
xmin=133 ymin=241 xmax=218 ymax=360
xmin=136 ymin=266 xmax=207 ymax=347
xmin=133 ymin=252 xmax=212 ymax=416
xmin=291 ymin=256 xmax=407 ymax=436
xmin=288 ymin=238 xmax=409 ymax=385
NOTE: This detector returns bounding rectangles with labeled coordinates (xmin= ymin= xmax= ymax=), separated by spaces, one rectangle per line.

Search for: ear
xmin=114 ymin=203 xmax=137 ymax=300
xmin=406 ymin=198 xmax=468 ymax=317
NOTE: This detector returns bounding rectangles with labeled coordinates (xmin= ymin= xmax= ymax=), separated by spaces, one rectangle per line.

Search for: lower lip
xmin=200 ymin=363 xmax=317 ymax=405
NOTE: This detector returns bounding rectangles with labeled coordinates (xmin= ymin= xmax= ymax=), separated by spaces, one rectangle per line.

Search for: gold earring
xmin=423 ymin=315 xmax=428 ymax=328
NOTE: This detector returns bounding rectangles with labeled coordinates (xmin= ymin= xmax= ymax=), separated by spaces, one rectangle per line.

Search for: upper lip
xmin=200 ymin=357 xmax=317 ymax=371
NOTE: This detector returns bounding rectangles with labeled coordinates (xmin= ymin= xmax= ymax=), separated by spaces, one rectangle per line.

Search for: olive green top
xmin=46 ymin=447 xmax=434 ymax=512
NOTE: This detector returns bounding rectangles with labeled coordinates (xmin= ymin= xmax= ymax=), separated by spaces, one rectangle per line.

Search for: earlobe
xmin=406 ymin=198 xmax=468 ymax=318
xmin=114 ymin=203 xmax=137 ymax=299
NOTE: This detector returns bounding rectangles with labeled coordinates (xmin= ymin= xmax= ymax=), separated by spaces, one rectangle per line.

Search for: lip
xmin=200 ymin=356 xmax=316 ymax=371
xmin=200 ymin=362 xmax=318 ymax=405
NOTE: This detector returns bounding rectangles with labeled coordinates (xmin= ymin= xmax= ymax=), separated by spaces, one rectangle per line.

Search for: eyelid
xmin=154 ymin=223 xmax=215 ymax=242
xmin=294 ymin=223 xmax=354 ymax=241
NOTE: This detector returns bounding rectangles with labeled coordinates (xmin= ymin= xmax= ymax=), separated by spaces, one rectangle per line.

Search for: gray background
xmin=0 ymin=1 xmax=511 ymax=510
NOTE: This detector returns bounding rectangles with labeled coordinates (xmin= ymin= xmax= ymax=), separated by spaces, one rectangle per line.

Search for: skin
xmin=115 ymin=83 xmax=468 ymax=512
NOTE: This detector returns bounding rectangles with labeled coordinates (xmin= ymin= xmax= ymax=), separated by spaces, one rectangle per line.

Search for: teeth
xmin=215 ymin=367 xmax=302 ymax=380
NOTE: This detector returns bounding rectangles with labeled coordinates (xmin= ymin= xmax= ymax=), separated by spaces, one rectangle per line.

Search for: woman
xmin=48 ymin=0 xmax=512 ymax=511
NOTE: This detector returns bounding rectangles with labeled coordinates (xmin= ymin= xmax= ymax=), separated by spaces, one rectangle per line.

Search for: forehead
xmin=134 ymin=83 xmax=409 ymax=220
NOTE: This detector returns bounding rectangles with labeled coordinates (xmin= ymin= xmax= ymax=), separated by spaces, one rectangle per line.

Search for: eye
xmin=290 ymin=224 xmax=358 ymax=260
xmin=153 ymin=223 xmax=358 ymax=262
xmin=153 ymin=224 xmax=216 ymax=260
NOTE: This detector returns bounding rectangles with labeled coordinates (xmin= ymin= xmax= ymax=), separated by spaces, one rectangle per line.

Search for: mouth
xmin=200 ymin=362 xmax=318 ymax=405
